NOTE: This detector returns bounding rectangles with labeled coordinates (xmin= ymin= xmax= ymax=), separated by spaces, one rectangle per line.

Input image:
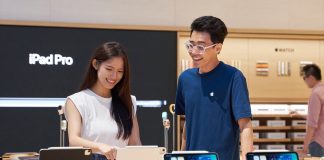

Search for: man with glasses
xmin=175 ymin=16 xmax=253 ymax=160
xmin=300 ymin=64 xmax=324 ymax=157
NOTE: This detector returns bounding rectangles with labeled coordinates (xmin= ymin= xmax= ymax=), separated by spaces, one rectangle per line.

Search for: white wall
xmin=0 ymin=0 xmax=323 ymax=30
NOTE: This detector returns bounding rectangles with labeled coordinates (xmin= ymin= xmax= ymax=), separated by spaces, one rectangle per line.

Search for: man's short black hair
xmin=303 ymin=64 xmax=322 ymax=80
xmin=190 ymin=16 xmax=228 ymax=44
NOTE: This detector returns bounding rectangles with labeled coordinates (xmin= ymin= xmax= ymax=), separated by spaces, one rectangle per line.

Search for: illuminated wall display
xmin=256 ymin=61 xmax=269 ymax=76
xmin=277 ymin=61 xmax=291 ymax=76
xmin=0 ymin=23 xmax=177 ymax=154
xmin=29 ymin=53 xmax=74 ymax=66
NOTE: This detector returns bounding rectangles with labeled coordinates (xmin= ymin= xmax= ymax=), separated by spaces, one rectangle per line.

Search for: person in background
xmin=64 ymin=42 xmax=141 ymax=160
xmin=299 ymin=64 xmax=324 ymax=157
xmin=175 ymin=16 xmax=253 ymax=160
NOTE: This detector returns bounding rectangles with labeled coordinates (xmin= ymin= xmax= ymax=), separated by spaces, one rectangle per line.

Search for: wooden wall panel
xmin=219 ymin=38 xmax=249 ymax=79
xmin=177 ymin=32 xmax=324 ymax=103
xmin=320 ymin=41 xmax=324 ymax=79
xmin=248 ymin=39 xmax=320 ymax=102
xmin=177 ymin=33 xmax=192 ymax=77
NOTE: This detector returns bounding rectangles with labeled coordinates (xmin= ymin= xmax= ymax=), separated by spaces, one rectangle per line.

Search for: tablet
xmin=39 ymin=147 xmax=91 ymax=160
xmin=164 ymin=152 xmax=219 ymax=160
xmin=116 ymin=146 xmax=166 ymax=160
xmin=246 ymin=152 xmax=299 ymax=160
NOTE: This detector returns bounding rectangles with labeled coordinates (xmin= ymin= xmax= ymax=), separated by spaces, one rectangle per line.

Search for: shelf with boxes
xmin=177 ymin=104 xmax=308 ymax=151
xmin=252 ymin=119 xmax=306 ymax=150
xmin=252 ymin=104 xmax=307 ymax=151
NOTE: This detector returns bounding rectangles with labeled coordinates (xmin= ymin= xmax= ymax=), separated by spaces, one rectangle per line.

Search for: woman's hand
xmin=97 ymin=143 xmax=117 ymax=160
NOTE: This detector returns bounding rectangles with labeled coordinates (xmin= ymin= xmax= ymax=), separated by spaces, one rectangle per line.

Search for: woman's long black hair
xmin=80 ymin=42 xmax=133 ymax=140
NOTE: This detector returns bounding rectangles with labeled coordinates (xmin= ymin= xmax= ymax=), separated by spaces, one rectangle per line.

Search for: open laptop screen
xmin=246 ymin=152 xmax=299 ymax=160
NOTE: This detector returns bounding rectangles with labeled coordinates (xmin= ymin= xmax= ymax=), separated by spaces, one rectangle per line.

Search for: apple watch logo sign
xmin=29 ymin=53 xmax=74 ymax=65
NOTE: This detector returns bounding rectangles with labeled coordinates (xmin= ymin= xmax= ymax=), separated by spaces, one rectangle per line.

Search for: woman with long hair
xmin=64 ymin=42 xmax=141 ymax=160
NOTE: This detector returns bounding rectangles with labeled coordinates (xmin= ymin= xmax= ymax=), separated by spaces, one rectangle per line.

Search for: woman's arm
xmin=128 ymin=115 xmax=142 ymax=145
xmin=65 ymin=98 xmax=117 ymax=159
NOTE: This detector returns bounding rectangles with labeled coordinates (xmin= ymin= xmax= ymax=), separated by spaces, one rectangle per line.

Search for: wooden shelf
xmin=254 ymin=138 xmax=291 ymax=143
xmin=292 ymin=126 xmax=306 ymax=130
xmin=253 ymin=126 xmax=306 ymax=130
xmin=253 ymin=126 xmax=291 ymax=130
xmin=254 ymin=138 xmax=306 ymax=143
xmin=291 ymin=138 xmax=305 ymax=142
xmin=252 ymin=114 xmax=292 ymax=118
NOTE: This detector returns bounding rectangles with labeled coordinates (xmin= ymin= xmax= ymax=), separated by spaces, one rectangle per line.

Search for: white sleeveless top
xmin=65 ymin=89 xmax=137 ymax=148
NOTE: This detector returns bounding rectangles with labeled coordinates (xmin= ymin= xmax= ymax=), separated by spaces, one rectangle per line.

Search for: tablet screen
xmin=246 ymin=152 xmax=299 ymax=160
xmin=164 ymin=153 xmax=218 ymax=160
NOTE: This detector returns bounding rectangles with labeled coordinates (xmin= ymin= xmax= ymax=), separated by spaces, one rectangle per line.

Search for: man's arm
xmin=238 ymin=118 xmax=254 ymax=160
xmin=181 ymin=122 xmax=186 ymax=150
xmin=303 ymin=92 xmax=321 ymax=154
xmin=303 ymin=126 xmax=316 ymax=154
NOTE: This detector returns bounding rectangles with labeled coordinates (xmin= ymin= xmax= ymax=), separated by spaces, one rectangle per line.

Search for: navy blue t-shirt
xmin=175 ymin=61 xmax=252 ymax=160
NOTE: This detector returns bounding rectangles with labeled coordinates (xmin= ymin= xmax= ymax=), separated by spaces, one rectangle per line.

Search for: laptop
xmin=164 ymin=152 xmax=219 ymax=160
xmin=116 ymin=146 xmax=166 ymax=160
xmin=39 ymin=147 xmax=91 ymax=160
xmin=246 ymin=151 xmax=299 ymax=160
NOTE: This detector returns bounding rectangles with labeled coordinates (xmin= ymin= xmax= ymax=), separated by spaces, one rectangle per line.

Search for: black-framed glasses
xmin=184 ymin=41 xmax=217 ymax=54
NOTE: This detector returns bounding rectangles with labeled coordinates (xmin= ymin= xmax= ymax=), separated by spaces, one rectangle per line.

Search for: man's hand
xmin=289 ymin=110 xmax=306 ymax=119
xmin=296 ymin=149 xmax=308 ymax=159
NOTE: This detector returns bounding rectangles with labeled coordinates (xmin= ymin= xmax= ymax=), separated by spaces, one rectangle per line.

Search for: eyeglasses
xmin=184 ymin=41 xmax=218 ymax=54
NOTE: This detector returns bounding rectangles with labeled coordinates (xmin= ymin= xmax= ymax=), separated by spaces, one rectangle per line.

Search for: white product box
xmin=292 ymin=120 xmax=306 ymax=126
xmin=267 ymin=120 xmax=286 ymax=127
xmin=252 ymin=120 xmax=260 ymax=127
xmin=265 ymin=132 xmax=286 ymax=139
xmin=271 ymin=106 xmax=290 ymax=114
xmin=251 ymin=104 xmax=307 ymax=115
xmin=253 ymin=132 xmax=260 ymax=139
xmin=253 ymin=145 xmax=259 ymax=150
xmin=292 ymin=145 xmax=303 ymax=151
xmin=251 ymin=104 xmax=290 ymax=114
xmin=290 ymin=132 xmax=306 ymax=139
xmin=289 ymin=105 xmax=308 ymax=115
xmin=265 ymin=145 xmax=286 ymax=150
xmin=251 ymin=104 xmax=272 ymax=114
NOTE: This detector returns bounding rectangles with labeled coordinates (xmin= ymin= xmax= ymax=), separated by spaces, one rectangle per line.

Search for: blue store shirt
xmin=175 ymin=61 xmax=252 ymax=160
